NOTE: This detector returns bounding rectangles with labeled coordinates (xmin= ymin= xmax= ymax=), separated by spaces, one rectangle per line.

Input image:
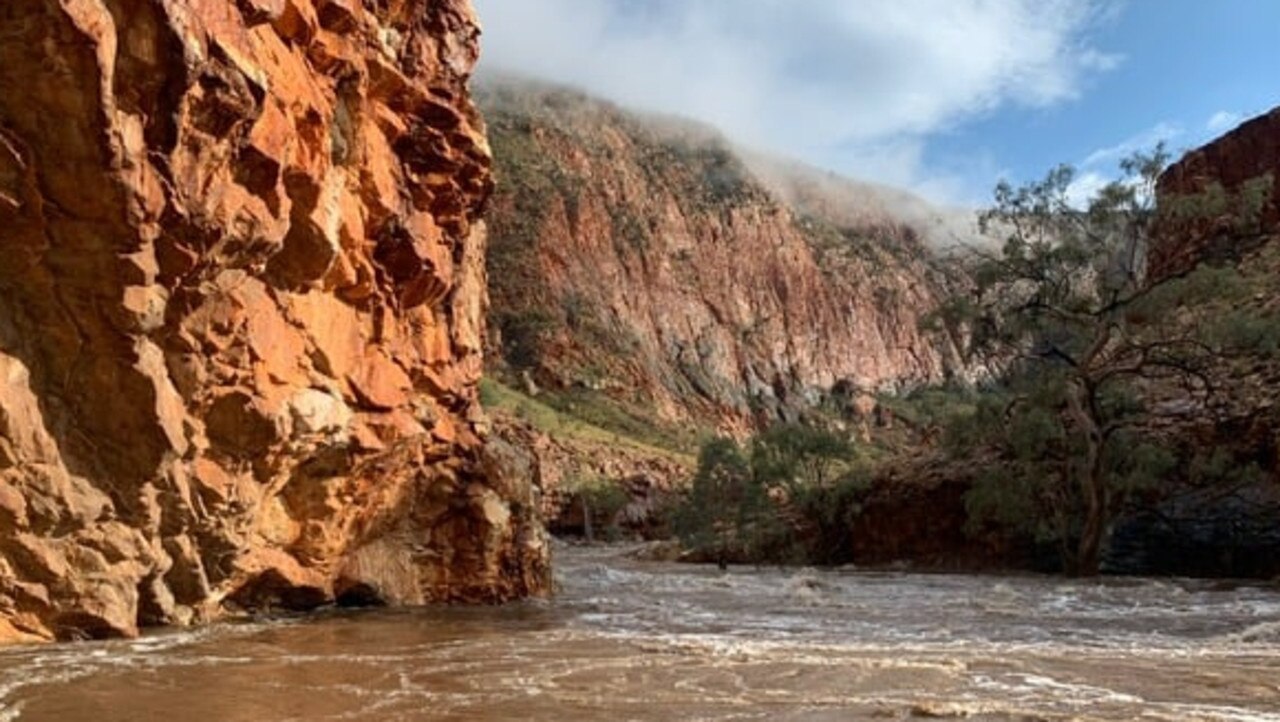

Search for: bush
xmin=672 ymin=424 xmax=868 ymax=565
xmin=570 ymin=476 xmax=631 ymax=542
xmin=495 ymin=309 xmax=556 ymax=370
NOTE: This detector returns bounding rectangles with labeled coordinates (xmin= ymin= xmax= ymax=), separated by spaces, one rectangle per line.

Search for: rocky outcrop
xmin=1151 ymin=105 xmax=1280 ymax=279
xmin=490 ymin=414 xmax=690 ymax=538
xmin=1107 ymin=482 xmax=1280 ymax=578
xmin=478 ymin=78 xmax=972 ymax=435
xmin=0 ymin=0 xmax=548 ymax=644
xmin=1147 ymin=107 xmax=1280 ymax=577
xmin=850 ymin=458 xmax=1030 ymax=572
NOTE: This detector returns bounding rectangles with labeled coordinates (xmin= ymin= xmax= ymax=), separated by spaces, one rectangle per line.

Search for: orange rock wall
xmin=481 ymin=82 xmax=967 ymax=432
xmin=0 ymin=0 xmax=547 ymax=644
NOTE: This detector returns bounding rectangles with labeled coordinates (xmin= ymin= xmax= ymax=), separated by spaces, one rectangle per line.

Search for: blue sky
xmin=926 ymin=0 xmax=1280 ymax=204
xmin=475 ymin=0 xmax=1280 ymax=207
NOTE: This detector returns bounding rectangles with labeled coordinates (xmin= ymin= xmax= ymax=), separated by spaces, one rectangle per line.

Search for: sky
xmin=472 ymin=0 xmax=1280 ymax=208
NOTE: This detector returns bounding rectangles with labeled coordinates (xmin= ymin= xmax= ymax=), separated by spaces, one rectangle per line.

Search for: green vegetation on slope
xmin=479 ymin=378 xmax=697 ymax=463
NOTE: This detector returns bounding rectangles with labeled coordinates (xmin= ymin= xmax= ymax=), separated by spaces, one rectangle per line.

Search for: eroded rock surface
xmin=1151 ymin=105 xmax=1280 ymax=279
xmin=479 ymin=79 xmax=972 ymax=434
xmin=0 ymin=0 xmax=547 ymax=644
xmin=490 ymin=415 xmax=690 ymax=538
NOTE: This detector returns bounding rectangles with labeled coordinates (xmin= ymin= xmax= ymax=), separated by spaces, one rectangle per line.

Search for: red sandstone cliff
xmin=1151 ymin=105 xmax=1280 ymax=279
xmin=479 ymin=79 xmax=972 ymax=435
xmin=0 ymin=0 xmax=548 ymax=644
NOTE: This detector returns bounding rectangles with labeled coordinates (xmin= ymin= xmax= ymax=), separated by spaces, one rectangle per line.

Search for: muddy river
xmin=1 ymin=544 xmax=1278 ymax=720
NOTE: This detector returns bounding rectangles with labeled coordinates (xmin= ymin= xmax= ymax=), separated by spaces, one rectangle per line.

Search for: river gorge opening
xmin=3 ymin=2 xmax=1280 ymax=721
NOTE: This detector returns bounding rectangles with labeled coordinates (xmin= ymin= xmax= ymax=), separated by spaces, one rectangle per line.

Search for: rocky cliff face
xmin=1136 ymin=106 xmax=1280 ymax=578
xmin=1151 ymin=105 xmax=1280 ymax=279
xmin=0 ymin=0 xmax=547 ymax=644
xmin=490 ymin=414 xmax=689 ymax=538
xmin=479 ymin=79 xmax=970 ymax=433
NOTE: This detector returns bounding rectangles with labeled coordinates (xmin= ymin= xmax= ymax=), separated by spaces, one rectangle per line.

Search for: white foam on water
xmin=0 ymin=547 xmax=1276 ymax=720
xmin=1221 ymin=620 xmax=1280 ymax=644
xmin=996 ymin=672 xmax=1144 ymax=704
xmin=1140 ymin=703 xmax=1280 ymax=722
xmin=782 ymin=570 xmax=831 ymax=608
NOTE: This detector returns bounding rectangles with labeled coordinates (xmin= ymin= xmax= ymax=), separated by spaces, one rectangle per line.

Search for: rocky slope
xmin=0 ymin=0 xmax=547 ymax=644
xmin=479 ymin=379 xmax=693 ymax=538
xmin=1151 ymin=105 xmax=1280 ymax=279
xmin=478 ymin=78 xmax=973 ymax=436
xmin=1129 ymin=105 xmax=1280 ymax=577
xmin=1150 ymin=105 xmax=1280 ymax=435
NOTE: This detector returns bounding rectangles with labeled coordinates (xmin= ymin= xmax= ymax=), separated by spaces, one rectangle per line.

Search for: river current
xmin=1 ymin=544 xmax=1278 ymax=721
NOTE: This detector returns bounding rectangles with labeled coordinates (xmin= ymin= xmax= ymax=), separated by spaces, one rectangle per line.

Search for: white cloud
xmin=1064 ymin=170 xmax=1111 ymax=209
xmin=1206 ymin=110 xmax=1242 ymax=133
xmin=1081 ymin=122 xmax=1182 ymax=169
xmin=1079 ymin=48 xmax=1125 ymax=72
xmin=1057 ymin=121 xmax=1182 ymax=208
xmin=473 ymin=0 xmax=1119 ymax=203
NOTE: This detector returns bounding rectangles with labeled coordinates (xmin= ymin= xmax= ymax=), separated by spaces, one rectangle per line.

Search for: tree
xmin=750 ymin=423 xmax=857 ymax=496
xmin=933 ymin=146 xmax=1273 ymax=575
xmin=672 ymin=438 xmax=753 ymax=566
xmin=748 ymin=423 xmax=861 ymax=562
xmin=570 ymin=476 xmax=629 ymax=543
xmin=959 ymin=378 xmax=1176 ymax=570
xmin=673 ymin=425 xmax=865 ymax=565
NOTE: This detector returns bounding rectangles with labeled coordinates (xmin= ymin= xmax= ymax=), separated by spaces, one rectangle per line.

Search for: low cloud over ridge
xmin=474 ymin=0 xmax=1119 ymax=203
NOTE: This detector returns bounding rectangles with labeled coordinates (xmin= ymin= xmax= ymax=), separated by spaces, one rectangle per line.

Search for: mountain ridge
xmin=476 ymin=74 xmax=982 ymax=436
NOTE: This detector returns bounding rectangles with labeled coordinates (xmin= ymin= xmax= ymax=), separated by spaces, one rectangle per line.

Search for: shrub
xmin=570 ymin=476 xmax=631 ymax=542
xmin=672 ymin=424 xmax=868 ymax=565
xmin=495 ymin=308 xmax=556 ymax=370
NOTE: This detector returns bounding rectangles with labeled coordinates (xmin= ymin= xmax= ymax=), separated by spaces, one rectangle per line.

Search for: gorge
xmin=0 ymin=5 xmax=1277 ymax=722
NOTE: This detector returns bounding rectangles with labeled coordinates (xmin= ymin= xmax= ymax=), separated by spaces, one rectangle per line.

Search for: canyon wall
xmin=1151 ymin=105 xmax=1280 ymax=279
xmin=0 ymin=0 xmax=547 ymax=644
xmin=479 ymin=79 xmax=971 ymax=434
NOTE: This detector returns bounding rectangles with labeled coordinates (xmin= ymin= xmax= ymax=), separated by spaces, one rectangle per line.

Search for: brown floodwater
xmin=1 ymin=544 xmax=1278 ymax=721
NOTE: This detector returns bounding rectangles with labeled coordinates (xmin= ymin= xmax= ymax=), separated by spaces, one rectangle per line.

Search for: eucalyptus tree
xmin=934 ymin=146 xmax=1272 ymax=574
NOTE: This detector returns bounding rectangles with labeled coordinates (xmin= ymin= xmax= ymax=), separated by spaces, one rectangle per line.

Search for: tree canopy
xmin=929 ymin=146 xmax=1274 ymax=574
